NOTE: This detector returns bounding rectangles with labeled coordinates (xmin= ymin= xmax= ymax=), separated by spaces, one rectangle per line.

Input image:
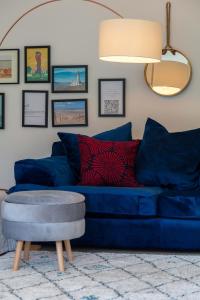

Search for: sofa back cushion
xmin=51 ymin=141 xmax=65 ymax=156
xmin=58 ymin=122 xmax=132 ymax=181
xmin=136 ymin=118 xmax=200 ymax=191
xmin=78 ymin=135 xmax=140 ymax=187
xmin=94 ymin=122 xmax=132 ymax=141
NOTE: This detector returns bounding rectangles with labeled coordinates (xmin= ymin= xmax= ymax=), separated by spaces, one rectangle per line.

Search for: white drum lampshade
xmin=99 ymin=19 xmax=162 ymax=63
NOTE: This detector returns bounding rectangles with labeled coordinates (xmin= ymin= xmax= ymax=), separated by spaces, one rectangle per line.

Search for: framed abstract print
xmin=22 ymin=91 xmax=48 ymax=128
xmin=52 ymin=99 xmax=88 ymax=127
xmin=52 ymin=65 xmax=88 ymax=93
xmin=98 ymin=79 xmax=126 ymax=117
xmin=0 ymin=93 xmax=5 ymax=129
xmin=24 ymin=46 xmax=50 ymax=83
xmin=0 ymin=49 xmax=19 ymax=84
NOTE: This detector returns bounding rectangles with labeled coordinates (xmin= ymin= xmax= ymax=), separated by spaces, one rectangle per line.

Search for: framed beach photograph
xmin=0 ymin=93 xmax=5 ymax=129
xmin=24 ymin=46 xmax=50 ymax=83
xmin=52 ymin=99 xmax=88 ymax=127
xmin=98 ymin=79 xmax=126 ymax=117
xmin=0 ymin=49 xmax=19 ymax=84
xmin=22 ymin=91 xmax=48 ymax=128
xmin=52 ymin=65 xmax=88 ymax=93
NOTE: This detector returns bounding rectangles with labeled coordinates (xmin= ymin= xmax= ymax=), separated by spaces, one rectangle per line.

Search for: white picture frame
xmin=22 ymin=91 xmax=48 ymax=127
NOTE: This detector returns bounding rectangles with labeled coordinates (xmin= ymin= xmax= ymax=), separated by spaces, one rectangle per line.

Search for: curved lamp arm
xmin=0 ymin=0 xmax=123 ymax=47
xmin=84 ymin=0 xmax=123 ymax=18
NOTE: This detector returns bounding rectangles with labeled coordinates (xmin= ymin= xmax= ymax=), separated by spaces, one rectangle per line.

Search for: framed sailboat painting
xmin=52 ymin=65 xmax=88 ymax=93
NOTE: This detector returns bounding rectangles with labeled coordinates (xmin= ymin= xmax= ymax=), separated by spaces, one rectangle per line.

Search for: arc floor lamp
xmin=0 ymin=0 xmax=162 ymax=63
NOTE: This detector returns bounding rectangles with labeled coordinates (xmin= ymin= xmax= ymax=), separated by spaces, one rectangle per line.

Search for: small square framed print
xmin=22 ymin=90 xmax=48 ymax=128
xmin=0 ymin=49 xmax=19 ymax=84
xmin=24 ymin=46 xmax=51 ymax=83
xmin=0 ymin=93 xmax=5 ymax=129
xmin=98 ymin=79 xmax=126 ymax=117
xmin=52 ymin=65 xmax=88 ymax=93
xmin=52 ymin=99 xmax=88 ymax=127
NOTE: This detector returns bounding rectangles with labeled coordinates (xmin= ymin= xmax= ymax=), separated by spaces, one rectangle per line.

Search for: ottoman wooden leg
xmin=64 ymin=240 xmax=74 ymax=262
xmin=24 ymin=242 xmax=31 ymax=261
xmin=13 ymin=241 xmax=24 ymax=271
xmin=56 ymin=241 xmax=65 ymax=272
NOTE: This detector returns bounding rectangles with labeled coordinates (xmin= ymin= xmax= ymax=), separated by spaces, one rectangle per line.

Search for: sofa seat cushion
xmin=159 ymin=190 xmax=200 ymax=219
xmin=9 ymin=184 xmax=163 ymax=217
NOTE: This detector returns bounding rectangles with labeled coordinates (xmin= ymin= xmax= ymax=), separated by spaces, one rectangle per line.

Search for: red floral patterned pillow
xmin=78 ymin=135 xmax=141 ymax=187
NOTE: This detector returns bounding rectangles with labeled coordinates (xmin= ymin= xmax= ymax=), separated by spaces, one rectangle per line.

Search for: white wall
xmin=0 ymin=0 xmax=199 ymax=188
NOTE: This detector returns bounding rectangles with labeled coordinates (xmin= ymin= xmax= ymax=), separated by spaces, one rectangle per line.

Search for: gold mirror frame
xmin=144 ymin=2 xmax=192 ymax=97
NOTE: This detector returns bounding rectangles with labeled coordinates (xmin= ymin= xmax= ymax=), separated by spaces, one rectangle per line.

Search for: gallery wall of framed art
xmin=0 ymin=45 xmax=127 ymax=131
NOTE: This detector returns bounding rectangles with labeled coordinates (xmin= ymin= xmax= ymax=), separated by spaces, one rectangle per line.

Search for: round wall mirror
xmin=144 ymin=2 xmax=192 ymax=97
xmin=145 ymin=50 xmax=192 ymax=96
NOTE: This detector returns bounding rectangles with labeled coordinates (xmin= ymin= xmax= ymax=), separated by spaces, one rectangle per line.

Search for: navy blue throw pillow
xmin=94 ymin=122 xmax=132 ymax=141
xmin=15 ymin=156 xmax=75 ymax=187
xmin=51 ymin=141 xmax=65 ymax=156
xmin=136 ymin=118 xmax=200 ymax=191
xmin=58 ymin=122 xmax=132 ymax=181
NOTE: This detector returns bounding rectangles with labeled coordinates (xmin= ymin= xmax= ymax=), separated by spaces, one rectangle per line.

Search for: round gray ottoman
xmin=1 ymin=190 xmax=85 ymax=272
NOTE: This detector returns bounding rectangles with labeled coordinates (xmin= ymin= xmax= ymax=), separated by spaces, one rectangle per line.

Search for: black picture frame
xmin=52 ymin=99 xmax=88 ymax=127
xmin=24 ymin=46 xmax=51 ymax=83
xmin=98 ymin=78 xmax=126 ymax=117
xmin=52 ymin=65 xmax=88 ymax=93
xmin=0 ymin=93 xmax=5 ymax=129
xmin=22 ymin=90 xmax=48 ymax=128
xmin=0 ymin=49 xmax=20 ymax=84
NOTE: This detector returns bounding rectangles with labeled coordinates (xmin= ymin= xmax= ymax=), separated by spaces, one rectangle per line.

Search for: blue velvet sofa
xmin=9 ymin=142 xmax=200 ymax=251
xmin=9 ymin=121 xmax=200 ymax=251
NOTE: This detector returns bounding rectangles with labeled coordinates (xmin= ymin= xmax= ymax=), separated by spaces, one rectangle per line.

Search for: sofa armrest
xmin=15 ymin=156 xmax=75 ymax=187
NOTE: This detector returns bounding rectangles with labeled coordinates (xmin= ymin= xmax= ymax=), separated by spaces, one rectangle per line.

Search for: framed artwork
xmin=24 ymin=46 xmax=50 ymax=83
xmin=98 ymin=79 xmax=126 ymax=117
xmin=52 ymin=99 xmax=88 ymax=127
xmin=0 ymin=49 xmax=19 ymax=84
xmin=52 ymin=65 xmax=88 ymax=93
xmin=0 ymin=93 xmax=5 ymax=129
xmin=22 ymin=91 xmax=48 ymax=128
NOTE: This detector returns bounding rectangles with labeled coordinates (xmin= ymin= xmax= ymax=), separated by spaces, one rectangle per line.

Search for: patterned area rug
xmin=1 ymin=250 xmax=200 ymax=300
